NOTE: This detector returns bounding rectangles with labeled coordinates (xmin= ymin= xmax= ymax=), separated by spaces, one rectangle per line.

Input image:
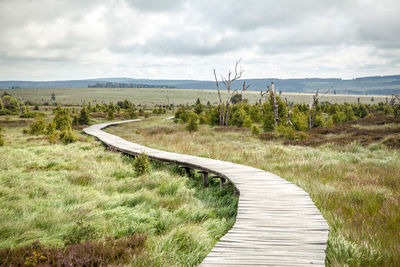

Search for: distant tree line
xmin=88 ymin=82 xmax=176 ymax=89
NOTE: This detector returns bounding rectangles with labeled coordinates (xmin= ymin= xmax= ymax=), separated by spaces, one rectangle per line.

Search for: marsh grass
xmin=106 ymin=117 xmax=400 ymax=266
xmin=0 ymin=118 xmax=238 ymax=266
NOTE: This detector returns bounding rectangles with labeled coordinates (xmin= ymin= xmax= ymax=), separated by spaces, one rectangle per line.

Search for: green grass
xmin=0 ymin=120 xmax=238 ymax=266
xmin=106 ymin=117 xmax=400 ymax=266
xmin=1 ymin=87 xmax=388 ymax=106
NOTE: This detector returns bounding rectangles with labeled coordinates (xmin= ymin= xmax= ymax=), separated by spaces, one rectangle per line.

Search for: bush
xmin=325 ymin=116 xmax=334 ymax=127
xmin=194 ymin=104 xmax=204 ymax=115
xmin=175 ymin=107 xmax=189 ymax=123
xmin=262 ymin=112 xmax=275 ymax=131
xmin=20 ymin=112 xmax=45 ymax=118
xmin=133 ymin=152 xmax=151 ymax=175
xmin=251 ymin=124 xmax=260 ymax=134
xmin=54 ymin=107 xmax=72 ymax=130
xmin=107 ymin=109 xmax=114 ymax=120
xmin=1 ymin=95 xmax=19 ymax=114
xmin=230 ymin=107 xmax=249 ymax=127
xmin=383 ymin=105 xmax=393 ymax=115
xmin=243 ymin=117 xmax=252 ymax=128
xmin=124 ymin=108 xmax=138 ymax=119
xmin=333 ymin=111 xmax=346 ymax=123
xmin=356 ymin=104 xmax=368 ymax=118
xmin=394 ymin=104 xmax=400 ymax=117
xmin=277 ymin=125 xmax=308 ymax=140
xmin=29 ymin=117 xmax=46 ymax=135
xmin=59 ymin=127 xmax=78 ymax=144
xmin=198 ymin=114 xmax=208 ymax=124
xmin=78 ymin=107 xmax=90 ymax=125
xmin=186 ymin=116 xmax=199 ymax=132
xmin=291 ymin=109 xmax=308 ymax=131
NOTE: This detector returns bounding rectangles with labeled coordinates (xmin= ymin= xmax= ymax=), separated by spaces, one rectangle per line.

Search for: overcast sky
xmin=0 ymin=0 xmax=399 ymax=81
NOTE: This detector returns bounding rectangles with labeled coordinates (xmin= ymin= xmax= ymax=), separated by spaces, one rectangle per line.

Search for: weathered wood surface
xmin=84 ymin=120 xmax=329 ymax=266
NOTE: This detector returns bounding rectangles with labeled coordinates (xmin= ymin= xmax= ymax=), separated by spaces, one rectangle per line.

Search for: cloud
xmin=0 ymin=0 xmax=399 ymax=80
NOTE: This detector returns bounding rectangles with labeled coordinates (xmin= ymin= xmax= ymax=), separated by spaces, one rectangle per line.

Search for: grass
xmin=351 ymin=122 xmax=400 ymax=130
xmin=0 ymin=117 xmax=238 ymax=266
xmin=1 ymin=87 xmax=388 ymax=106
xmin=106 ymin=116 xmax=400 ymax=266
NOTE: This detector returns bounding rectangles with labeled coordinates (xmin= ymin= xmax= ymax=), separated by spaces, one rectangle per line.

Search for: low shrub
xmin=277 ymin=125 xmax=308 ymax=140
xmin=251 ymin=124 xmax=260 ymax=134
xmin=59 ymin=127 xmax=78 ymax=144
xmin=133 ymin=152 xmax=151 ymax=175
xmin=186 ymin=116 xmax=199 ymax=132
xmin=29 ymin=117 xmax=46 ymax=135
xmin=0 ymin=234 xmax=147 ymax=267
xmin=107 ymin=109 xmax=114 ymax=120
xmin=124 ymin=108 xmax=138 ymax=119
xmin=20 ymin=112 xmax=45 ymax=118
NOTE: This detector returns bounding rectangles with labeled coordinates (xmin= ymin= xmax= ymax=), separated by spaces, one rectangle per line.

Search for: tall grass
xmin=106 ymin=117 xmax=400 ymax=266
xmin=0 ymin=120 xmax=238 ymax=266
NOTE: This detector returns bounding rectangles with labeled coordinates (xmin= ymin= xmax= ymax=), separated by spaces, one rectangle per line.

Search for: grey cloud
xmin=0 ymin=0 xmax=399 ymax=80
xmin=124 ymin=0 xmax=185 ymax=12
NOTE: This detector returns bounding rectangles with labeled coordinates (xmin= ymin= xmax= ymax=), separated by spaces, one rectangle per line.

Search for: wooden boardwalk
xmin=84 ymin=120 xmax=329 ymax=266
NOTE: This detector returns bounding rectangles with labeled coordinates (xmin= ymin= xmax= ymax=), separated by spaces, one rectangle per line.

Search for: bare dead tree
xmin=213 ymin=60 xmax=244 ymax=126
xmin=287 ymin=101 xmax=294 ymax=126
xmin=258 ymin=89 xmax=267 ymax=113
xmin=241 ymin=81 xmax=250 ymax=101
xmin=394 ymin=92 xmax=400 ymax=104
xmin=309 ymin=84 xmax=335 ymax=130
xmin=269 ymin=82 xmax=279 ymax=128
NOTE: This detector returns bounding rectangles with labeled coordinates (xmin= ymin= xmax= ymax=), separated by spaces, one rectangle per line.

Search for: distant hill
xmin=1 ymin=75 xmax=400 ymax=95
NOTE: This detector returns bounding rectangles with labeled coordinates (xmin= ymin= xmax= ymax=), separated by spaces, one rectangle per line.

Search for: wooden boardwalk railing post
xmin=198 ymin=171 xmax=209 ymax=187
xmin=84 ymin=119 xmax=329 ymax=266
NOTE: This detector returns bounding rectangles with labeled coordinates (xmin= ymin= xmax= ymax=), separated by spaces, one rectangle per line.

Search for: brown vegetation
xmin=260 ymin=113 xmax=400 ymax=148
xmin=0 ymin=234 xmax=147 ymax=267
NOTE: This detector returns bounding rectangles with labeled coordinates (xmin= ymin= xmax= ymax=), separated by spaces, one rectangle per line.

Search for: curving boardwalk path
xmin=84 ymin=120 xmax=329 ymax=266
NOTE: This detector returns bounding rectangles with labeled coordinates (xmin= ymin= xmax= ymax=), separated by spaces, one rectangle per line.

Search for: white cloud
xmin=0 ymin=0 xmax=399 ymax=80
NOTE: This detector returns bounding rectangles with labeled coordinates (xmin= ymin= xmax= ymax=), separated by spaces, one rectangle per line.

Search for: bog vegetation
xmin=1 ymin=86 xmax=400 ymax=266
xmin=106 ymin=93 xmax=400 ymax=266
xmin=0 ymin=97 xmax=238 ymax=266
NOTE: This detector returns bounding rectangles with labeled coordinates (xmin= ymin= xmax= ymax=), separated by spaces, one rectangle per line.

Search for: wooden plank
xmin=83 ymin=120 xmax=329 ymax=266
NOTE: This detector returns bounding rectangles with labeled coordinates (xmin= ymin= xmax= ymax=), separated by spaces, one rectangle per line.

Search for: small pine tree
xmin=394 ymin=104 xmax=400 ymax=117
xmin=46 ymin=121 xmax=57 ymax=135
xmin=59 ymin=127 xmax=77 ymax=144
xmin=54 ymin=107 xmax=72 ymax=130
xmin=107 ymin=109 xmax=114 ymax=120
xmin=29 ymin=117 xmax=46 ymax=135
xmin=243 ymin=117 xmax=252 ymax=128
xmin=133 ymin=152 xmax=151 ymax=175
xmin=186 ymin=116 xmax=199 ymax=132
xmin=78 ymin=107 xmax=90 ymax=125
xmin=251 ymin=124 xmax=260 ymax=134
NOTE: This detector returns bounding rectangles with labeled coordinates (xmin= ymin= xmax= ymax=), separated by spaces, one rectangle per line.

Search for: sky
xmin=0 ymin=0 xmax=399 ymax=81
